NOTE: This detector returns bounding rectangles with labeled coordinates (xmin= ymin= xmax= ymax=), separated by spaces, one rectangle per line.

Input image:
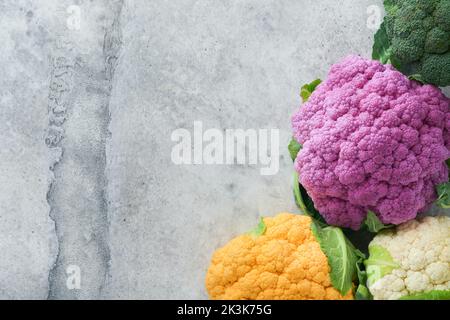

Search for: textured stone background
xmin=0 ymin=0 xmax=448 ymax=299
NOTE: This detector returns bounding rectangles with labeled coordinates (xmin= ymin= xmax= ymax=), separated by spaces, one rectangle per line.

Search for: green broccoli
xmin=373 ymin=0 xmax=450 ymax=87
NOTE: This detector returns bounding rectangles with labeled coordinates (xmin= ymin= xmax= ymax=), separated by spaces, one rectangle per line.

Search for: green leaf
xmin=399 ymin=290 xmax=450 ymax=300
xmin=436 ymin=182 xmax=450 ymax=209
xmin=248 ymin=217 xmax=266 ymax=238
xmin=311 ymin=221 xmax=360 ymax=296
xmin=355 ymin=254 xmax=372 ymax=300
xmin=372 ymin=21 xmax=392 ymax=64
xmin=300 ymin=79 xmax=322 ymax=103
xmin=364 ymin=244 xmax=399 ymax=287
xmin=293 ymin=172 xmax=308 ymax=214
xmin=293 ymin=172 xmax=327 ymax=226
xmin=409 ymin=74 xmax=426 ymax=84
xmin=355 ymin=284 xmax=372 ymax=300
xmin=288 ymin=138 xmax=302 ymax=162
xmin=363 ymin=210 xmax=394 ymax=233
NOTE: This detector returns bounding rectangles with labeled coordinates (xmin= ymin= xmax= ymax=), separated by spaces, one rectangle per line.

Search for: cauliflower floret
xmin=292 ymin=55 xmax=450 ymax=229
xmin=366 ymin=216 xmax=450 ymax=300
xmin=205 ymin=213 xmax=353 ymax=300
xmin=425 ymin=262 xmax=449 ymax=284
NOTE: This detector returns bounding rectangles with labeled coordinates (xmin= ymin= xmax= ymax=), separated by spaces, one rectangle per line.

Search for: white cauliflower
xmin=365 ymin=216 xmax=450 ymax=300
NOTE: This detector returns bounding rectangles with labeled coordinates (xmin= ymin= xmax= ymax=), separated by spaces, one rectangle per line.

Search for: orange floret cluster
xmin=206 ymin=213 xmax=353 ymax=300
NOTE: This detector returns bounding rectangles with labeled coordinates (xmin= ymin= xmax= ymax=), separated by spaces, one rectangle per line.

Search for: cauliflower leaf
xmin=288 ymin=138 xmax=302 ymax=161
xmin=363 ymin=210 xmax=394 ymax=233
xmin=355 ymin=260 xmax=372 ymax=300
xmin=312 ymin=221 xmax=363 ymax=296
xmin=408 ymin=74 xmax=426 ymax=84
xmin=300 ymin=79 xmax=322 ymax=102
xmin=436 ymin=182 xmax=450 ymax=208
xmin=248 ymin=217 xmax=267 ymax=238
xmin=293 ymin=172 xmax=327 ymax=226
xmin=399 ymin=290 xmax=450 ymax=300
xmin=364 ymin=245 xmax=399 ymax=287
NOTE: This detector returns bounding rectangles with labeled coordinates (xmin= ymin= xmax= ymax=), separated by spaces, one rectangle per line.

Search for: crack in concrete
xmin=45 ymin=40 xmax=76 ymax=299
xmin=99 ymin=0 xmax=125 ymax=296
xmin=44 ymin=0 xmax=124 ymax=299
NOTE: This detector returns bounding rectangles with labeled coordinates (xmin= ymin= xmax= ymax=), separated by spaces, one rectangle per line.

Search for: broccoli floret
xmin=422 ymin=52 xmax=450 ymax=85
xmin=373 ymin=0 xmax=450 ymax=87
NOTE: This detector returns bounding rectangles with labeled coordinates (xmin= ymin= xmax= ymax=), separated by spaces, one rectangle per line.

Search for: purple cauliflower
xmin=292 ymin=55 xmax=450 ymax=230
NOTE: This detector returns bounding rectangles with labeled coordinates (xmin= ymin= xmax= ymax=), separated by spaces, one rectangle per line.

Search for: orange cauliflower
xmin=205 ymin=213 xmax=354 ymax=300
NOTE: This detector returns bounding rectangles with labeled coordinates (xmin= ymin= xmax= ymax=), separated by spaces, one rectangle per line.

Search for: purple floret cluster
xmin=292 ymin=55 xmax=450 ymax=230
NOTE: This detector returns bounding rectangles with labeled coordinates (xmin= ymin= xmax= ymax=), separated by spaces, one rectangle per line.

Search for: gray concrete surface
xmin=1 ymin=0 xmax=447 ymax=299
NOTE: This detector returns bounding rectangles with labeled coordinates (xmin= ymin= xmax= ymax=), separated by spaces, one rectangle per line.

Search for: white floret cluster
xmin=368 ymin=216 xmax=450 ymax=300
